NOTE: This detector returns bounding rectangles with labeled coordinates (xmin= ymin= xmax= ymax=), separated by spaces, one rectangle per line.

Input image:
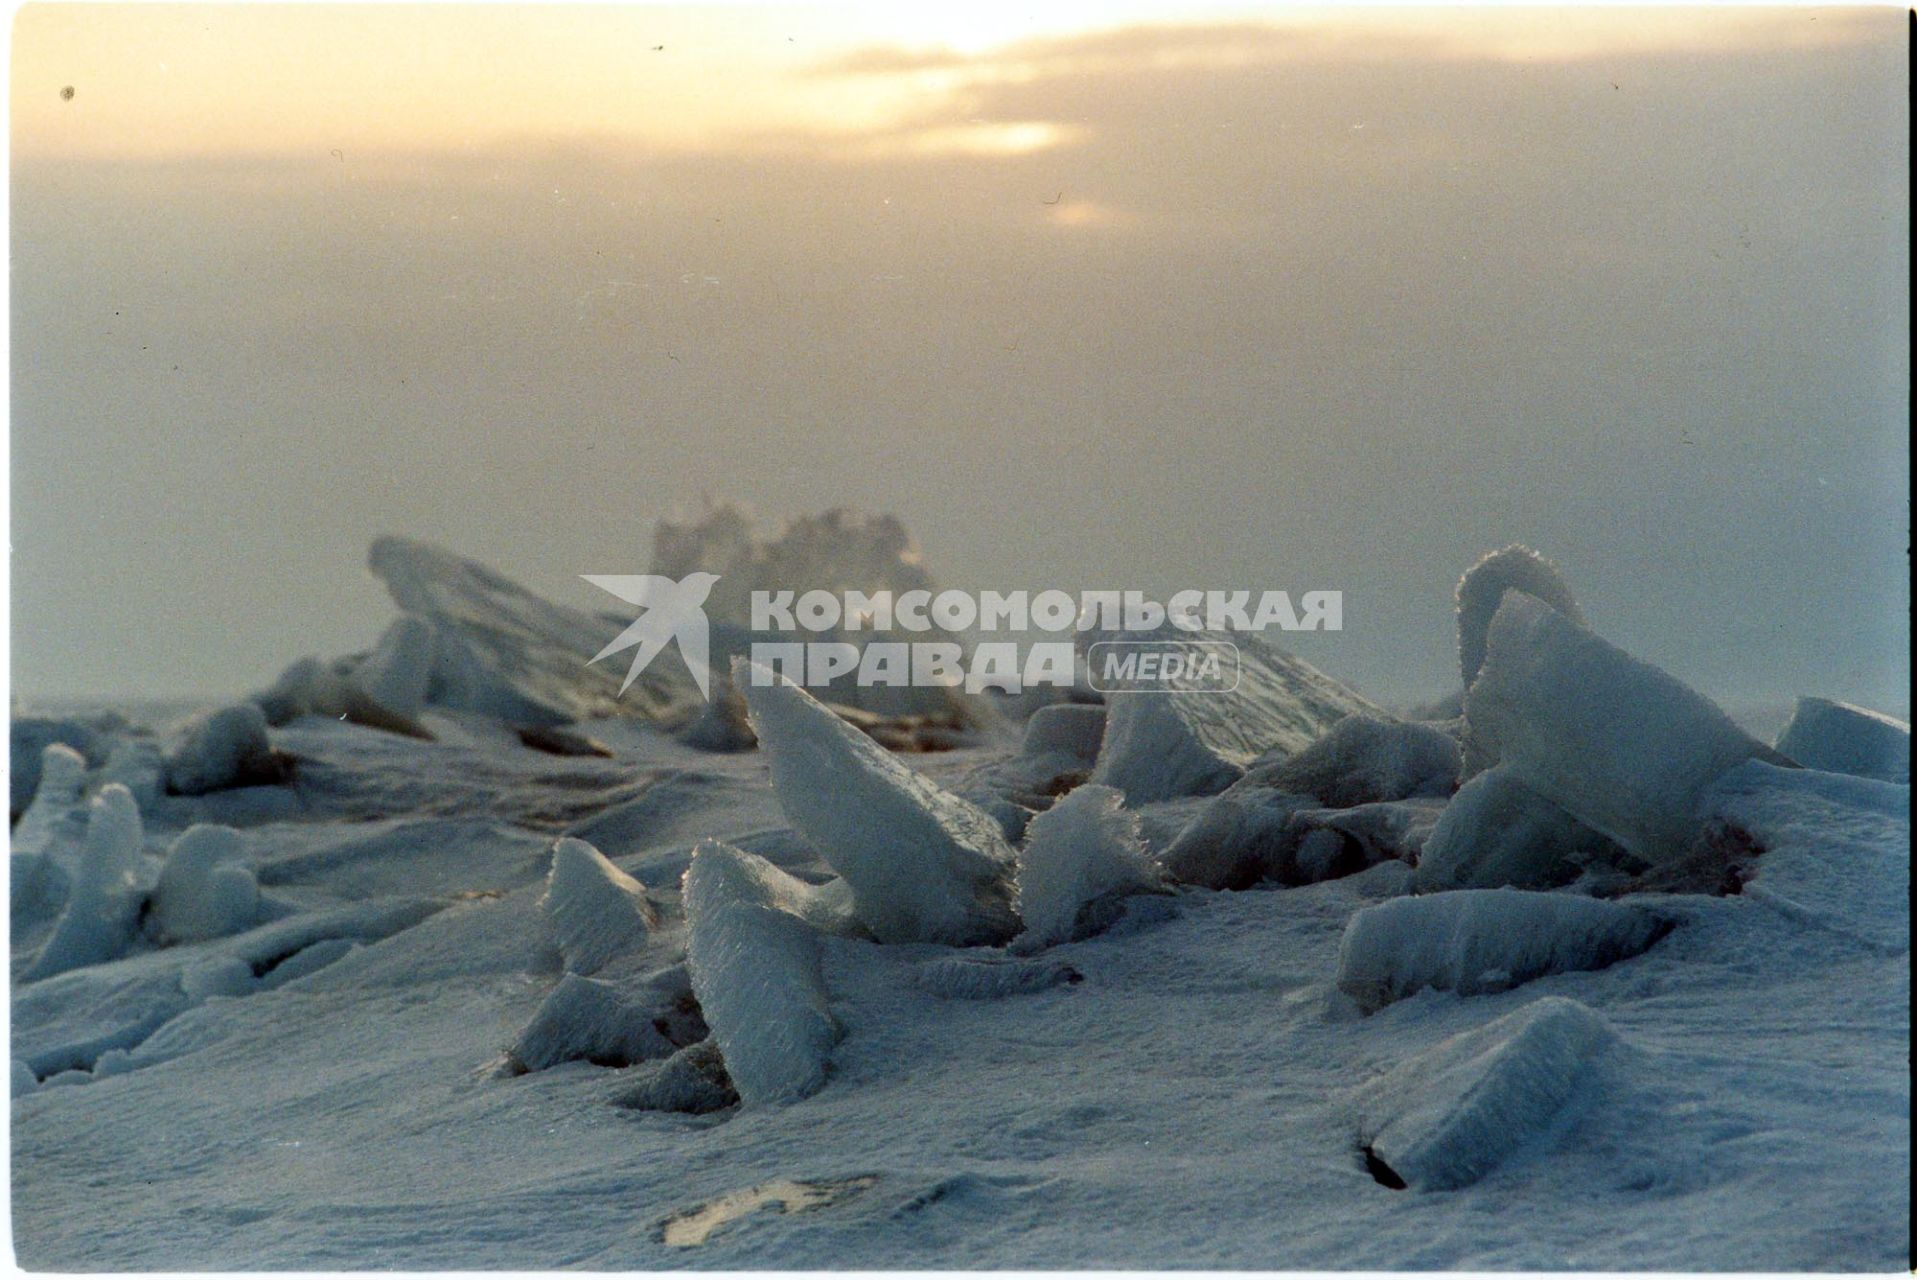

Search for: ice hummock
xmin=541 ymin=837 xmax=662 ymax=974
xmin=1463 ymin=591 xmax=1791 ymax=866
xmin=13 ymin=741 xmax=88 ymax=859
xmin=1091 ymin=630 xmax=1383 ymax=804
xmin=1413 ymin=766 xmax=1630 ymax=893
xmin=739 ymin=658 xmax=1020 ymax=945
xmin=1336 ymin=889 xmax=1671 ymax=1012
xmin=1013 ymin=784 xmax=1166 ymax=948
xmin=1251 ymin=714 xmax=1460 ymax=809
xmin=681 ymin=840 xmax=840 ymax=1106
xmin=161 ymin=703 xmax=292 ymax=796
xmin=149 ymin=825 xmax=261 ymax=945
xmin=368 ymin=534 xmax=699 ymax=724
xmin=507 ymin=973 xmax=677 ymax=1073
xmin=24 ymin=784 xmax=154 ymax=981
xmin=1358 ymin=996 xmax=1619 ymax=1191
xmin=1773 ymin=696 xmax=1910 ymax=785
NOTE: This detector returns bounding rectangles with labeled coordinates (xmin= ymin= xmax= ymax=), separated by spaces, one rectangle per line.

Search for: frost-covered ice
xmin=1454 ymin=544 xmax=1586 ymax=689
xmin=24 ymin=784 xmax=153 ymax=981
xmin=8 ymin=666 xmax=1909 ymax=1269
xmin=1413 ymin=765 xmax=1628 ymax=892
xmin=160 ymin=703 xmax=289 ymax=796
xmin=1336 ymin=888 xmax=1672 ymax=1012
xmin=1251 ymin=713 xmax=1460 ymax=808
xmin=1773 ymin=695 xmax=1910 ymax=784
xmin=541 ymin=837 xmax=661 ymax=974
xmin=1464 ymin=591 xmax=1789 ymax=864
xmin=740 ymin=659 xmax=1019 ymax=945
xmin=11 ymin=741 xmax=88 ymax=858
xmin=1092 ymin=631 xmax=1382 ymax=803
xmin=150 ymin=824 xmax=260 ymax=944
xmin=1013 ymin=784 xmax=1165 ymax=947
xmin=507 ymin=972 xmax=677 ymax=1073
xmin=1358 ymin=996 xmax=1619 ymax=1191
xmin=682 ymin=840 xmax=840 ymax=1105
xmin=352 ymin=613 xmax=439 ymax=719
xmin=1019 ymin=703 xmax=1106 ymax=761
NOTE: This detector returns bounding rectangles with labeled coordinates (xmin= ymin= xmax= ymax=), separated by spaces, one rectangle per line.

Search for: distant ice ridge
xmin=1773 ymin=696 xmax=1910 ymax=784
xmin=1336 ymin=889 xmax=1671 ymax=1012
xmin=651 ymin=502 xmax=969 ymax=720
xmin=739 ymin=658 xmax=1019 ymax=945
xmin=1091 ymin=630 xmax=1383 ymax=804
xmin=681 ymin=840 xmax=840 ymax=1106
xmin=24 ymin=784 xmax=153 ymax=981
xmin=1462 ymin=591 xmax=1791 ymax=867
xmin=1358 ymin=997 xmax=1620 ymax=1190
xmin=541 ymin=837 xmax=661 ymax=975
xmin=1013 ymin=784 xmax=1166 ymax=948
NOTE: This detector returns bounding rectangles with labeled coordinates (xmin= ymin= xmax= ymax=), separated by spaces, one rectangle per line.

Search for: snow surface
xmin=1773 ymin=695 xmax=1910 ymax=784
xmin=8 ymin=686 xmax=1910 ymax=1269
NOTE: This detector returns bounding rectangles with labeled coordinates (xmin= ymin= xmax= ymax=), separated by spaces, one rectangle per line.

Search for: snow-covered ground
xmin=7 ymin=535 xmax=1910 ymax=1269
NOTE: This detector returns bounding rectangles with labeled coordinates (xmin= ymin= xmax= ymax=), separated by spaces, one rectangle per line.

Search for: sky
xmin=7 ymin=4 xmax=1909 ymax=714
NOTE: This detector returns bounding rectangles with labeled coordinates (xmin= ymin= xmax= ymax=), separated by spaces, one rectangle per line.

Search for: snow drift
xmin=1336 ymin=889 xmax=1671 ymax=1012
xmin=681 ymin=840 xmax=840 ymax=1106
xmin=739 ymin=658 xmax=1019 ymax=945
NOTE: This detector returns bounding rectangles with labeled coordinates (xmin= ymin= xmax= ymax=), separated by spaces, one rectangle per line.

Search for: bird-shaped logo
xmin=581 ymin=571 xmax=721 ymax=699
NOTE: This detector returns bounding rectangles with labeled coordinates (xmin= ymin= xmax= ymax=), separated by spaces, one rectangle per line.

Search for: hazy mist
xmin=9 ymin=7 xmax=1909 ymax=713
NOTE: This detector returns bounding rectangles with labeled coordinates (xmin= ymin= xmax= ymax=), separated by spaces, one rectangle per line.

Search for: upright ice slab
xmin=25 ymin=785 xmax=151 ymax=981
xmin=508 ymin=973 xmax=677 ymax=1073
xmin=1463 ymin=592 xmax=1791 ymax=866
xmin=739 ymin=659 xmax=1020 ymax=945
xmin=1773 ymin=697 xmax=1910 ymax=785
xmin=12 ymin=742 xmax=88 ymax=859
xmin=1091 ymin=631 xmax=1383 ymax=804
xmin=1359 ymin=997 xmax=1619 ymax=1190
xmin=541 ymin=838 xmax=661 ymax=974
xmin=1336 ymin=889 xmax=1670 ymax=1012
xmin=682 ymin=840 xmax=840 ymax=1106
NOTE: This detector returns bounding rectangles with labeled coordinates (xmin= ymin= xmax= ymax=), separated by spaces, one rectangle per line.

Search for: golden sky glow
xmin=10 ymin=4 xmax=1884 ymax=160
